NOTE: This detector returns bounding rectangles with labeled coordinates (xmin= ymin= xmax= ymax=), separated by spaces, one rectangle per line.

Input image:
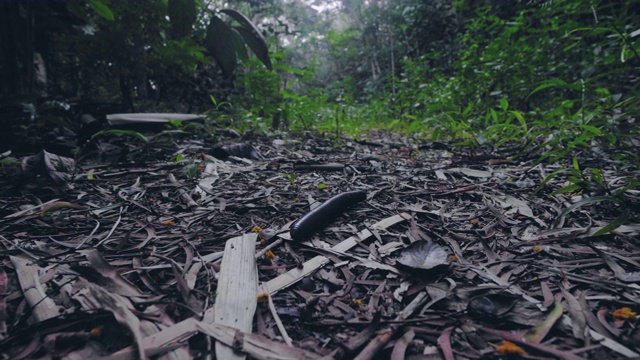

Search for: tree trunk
xmin=0 ymin=0 xmax=35 ymax=101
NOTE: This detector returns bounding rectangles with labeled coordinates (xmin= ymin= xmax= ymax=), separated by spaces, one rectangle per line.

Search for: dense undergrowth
xmin=3 ymin=1 xmax=639 ymax=168
xmin=225 ymin=2 xmax=639 ymax=168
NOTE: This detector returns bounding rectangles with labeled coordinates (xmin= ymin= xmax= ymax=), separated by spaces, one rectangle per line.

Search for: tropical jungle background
xmin=3 ymin=1 xmax=640 ymax=358
xmin=1 ymin=0 xmax=639 ymax=163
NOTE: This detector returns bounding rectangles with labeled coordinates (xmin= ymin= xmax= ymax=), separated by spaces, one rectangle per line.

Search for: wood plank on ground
xmin=213 ymin=233 xmax=259 ymax=360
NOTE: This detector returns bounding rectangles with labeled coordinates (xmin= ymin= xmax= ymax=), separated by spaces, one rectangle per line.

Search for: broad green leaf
xmin=89 ymin=0 xmax=114 ymax=21
xmin=231 ymin=27 xmax=249 ymax=62
xmin=205 ymin=14 xmax=238 ymax=77
xmin=221 ymin=9 xmax=272 ymax=70
xmin=235 ymin=26 xmax=272 ymax=70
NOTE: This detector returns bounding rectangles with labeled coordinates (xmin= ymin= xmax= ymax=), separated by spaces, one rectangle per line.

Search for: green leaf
xmin=615 ymin=178 xmax=640 ymax=196
xmin=499 ymin=98 xmax=509 ymax=111
xmin=569 ymin=132 xmax=598 ymax=148
xmin=210 ymin=95 xmax=219 ymax=107
xmin=221 ymin=9 xmax=272 ymax=70
xmin=525 ymin=302 xmax=563 ymax=342
xmin=186 ymin=164 xmax=199 ymax=179
xmin=590 ymin=168 xmax=604 ymax=185
xmin=489 ymin=108 xmax=498 ymax=123
xmin=510 ymin=110 xmax=527 ymax=132
xmin=532 ymin=167 xmax=566 ymax=196
xmin=551 ymin=183 xmax=582 ymax=195
xmin=90 ymin=129 xmax=149 ymax=143
xmin=592 ymin=210 xmax=629 ymax=236
xmin=553 ymin=195 xmax=619 ymax=228
xmin=528 ymin=78 xmax=568 ymax=98
xmin=89 ymin=0 xmax=114 ymax=21
xmin=578 ymin=124 xmax=602 ymax=135
xmin=231 ymin=27 xmax=249 ymax=62
xmin=462 ymin=103 xmax=474 ymax=117
xmin=205 ymin=13 xmax=238 ymax=77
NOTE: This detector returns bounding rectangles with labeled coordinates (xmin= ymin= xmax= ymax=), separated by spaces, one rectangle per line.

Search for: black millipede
xmin=289 ymin=190 xmax=367 ymax=241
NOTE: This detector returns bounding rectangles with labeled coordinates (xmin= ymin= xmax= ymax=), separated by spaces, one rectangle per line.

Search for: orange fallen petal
xmin=613 ymin=307 xmax=637 ymax=320
xmin=264 ymin=250 xmax=275 ymax=260
xmin=89 ymin=327 xmax=102 ymax=337
xmin=495 ymin=340 xmax=526 ymax=356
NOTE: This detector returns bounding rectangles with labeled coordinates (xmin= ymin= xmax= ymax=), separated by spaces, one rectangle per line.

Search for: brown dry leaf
xmin=560 ymin=287 xmax=587 ymax=341
xmin=396 ymin=240 xmax=449 ymax=270
xmin=2 ymin=130 xmax=639 ymax=359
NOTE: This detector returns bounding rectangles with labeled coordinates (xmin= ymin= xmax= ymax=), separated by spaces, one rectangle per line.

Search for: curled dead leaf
xmin=396 ymin=240 xmax=450 ymax=270
xmin=468 ymin=293 xmax=519 ymax=317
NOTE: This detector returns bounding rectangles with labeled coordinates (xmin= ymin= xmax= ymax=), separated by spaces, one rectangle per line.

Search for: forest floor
xmin=1 ymin=127 xmax=640 ymax=360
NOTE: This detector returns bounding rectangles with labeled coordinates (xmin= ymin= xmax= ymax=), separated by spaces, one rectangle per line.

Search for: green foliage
xmin=185 ymin=162 xmax=200 ymax=179
xmin=90 ymin=129 xmax=149 ymax=143
xmin=88 ymin=0 xmax=114 ymax=21
xmin=167 ymin=0 xmax=196 ymax=39
xmin=279 ymin=172 xmax=297 ymax=186
xmin=291 ymin=0 xmax=639 ymax=163
xmin=51 ymin=1 xmax=272 ymax=111
xmin=204 ymin=9 xmax=272 ymax=77
xmin=529 ymin=156 xmax=640 ymax=236
xmin=227 ymin=51 xmax=332 ymax=132
xmin=206 ymin=15 xmax=240 ymax=77
xmin=220 ymin=9 xmax=272 ymax=70
xmin=56 ymin=0 xmax=640 ymax=163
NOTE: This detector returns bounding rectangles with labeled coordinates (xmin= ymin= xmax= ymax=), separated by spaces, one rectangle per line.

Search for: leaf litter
xmin=0 ymin=130 xmax=639 ymax=359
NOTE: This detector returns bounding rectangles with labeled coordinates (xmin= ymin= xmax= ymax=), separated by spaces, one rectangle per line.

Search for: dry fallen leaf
xmin=396 ymin=240 xmax=450 ymax=270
